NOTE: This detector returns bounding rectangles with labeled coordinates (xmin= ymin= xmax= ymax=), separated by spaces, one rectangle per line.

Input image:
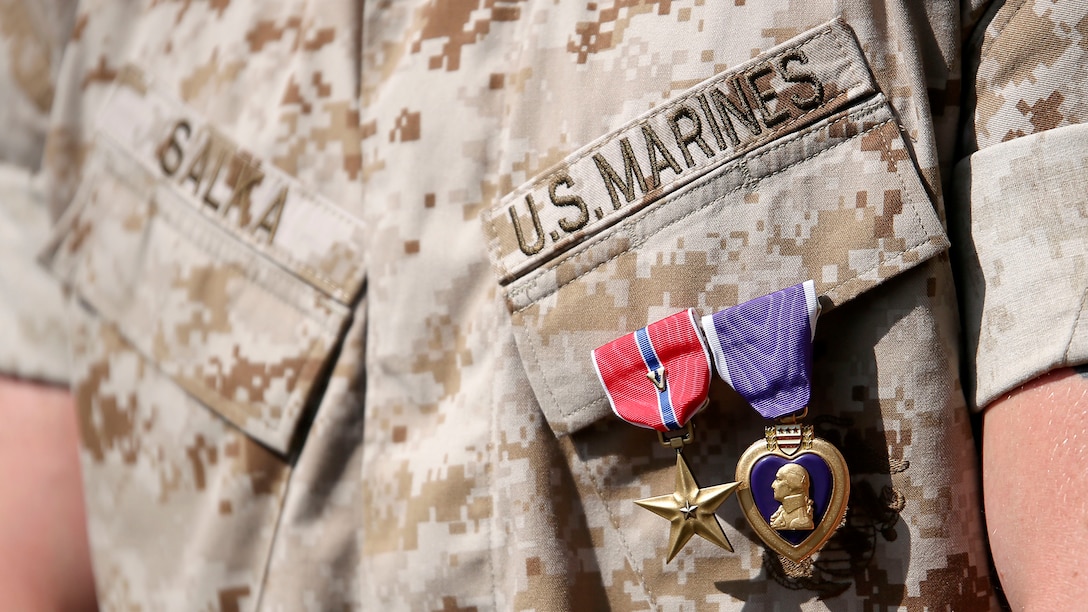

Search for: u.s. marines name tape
xmin=484 ymin=19 xmax=878 ymax=284
xmin=95 ymin=67 xmax=367 ymax=303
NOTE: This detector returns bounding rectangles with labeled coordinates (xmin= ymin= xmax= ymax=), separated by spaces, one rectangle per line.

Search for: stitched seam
xmin=509 ymin=99 xmax=887 ymax=301
xmin=252 ymin=465 xmax=292 ymax=611
xmin=503 ymin=83 xmax=854 ymax=285
xmin=126 ymin=211 xmax=340 ymax=438
xmin=181 ymin=324 xmax=327 ymax=449
xmin=81 ymin=303 xmax=317 ymax=458
xmin=508 ymin=97 xmax=889 ymax=300
xmin=519 ymin=309 xmax=564 ymax=432
xmin=981 ymin=0 xmax=1030 ymax=57
xmin=554 ymin=237 xmax=942 ymax=420
xmin=512 ymin=117 xmax=896 ymax=315
xmin=488 ymin=25 xmax=862 ymax=278
xmin=575 ymin=440 xmax=659 ymax=608
xmin=564 ymin=396 xmax=607 ymax=420
xmin=272 ymin=328 xmax=338 ymax=444
xmin=875 ymin=120 xmax=931 ymax=270
xmin=1063 ymin=287 xmax=1088 ymax=362
xmin=154 ymin=193 xmax=347 ymax=330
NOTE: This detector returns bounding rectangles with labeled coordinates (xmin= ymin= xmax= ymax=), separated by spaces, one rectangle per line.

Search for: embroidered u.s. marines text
xmin=582 ymin=50 xmax=822 ymax=218
xmin=157 ymin=119 xmax=287 ymax=243
xmin=485 ymin=20 xmax=880 ymax=283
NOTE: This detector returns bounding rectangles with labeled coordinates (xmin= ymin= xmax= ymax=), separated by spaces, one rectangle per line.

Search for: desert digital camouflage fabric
xmin=1 ymin=0 xmax=1086 ymax=609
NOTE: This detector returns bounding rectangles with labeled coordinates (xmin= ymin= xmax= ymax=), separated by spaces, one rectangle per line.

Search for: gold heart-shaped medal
xmin=735 ymin=424 xmax=849 ymax=562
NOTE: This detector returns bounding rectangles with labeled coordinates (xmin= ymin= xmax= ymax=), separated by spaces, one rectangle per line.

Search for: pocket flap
xmin=483 ymin=20 xmax=949 ymax=437
xmin=44 ymin=74 xmax=365 ymax=454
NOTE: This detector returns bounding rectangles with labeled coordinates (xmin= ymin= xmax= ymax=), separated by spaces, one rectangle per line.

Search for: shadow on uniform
xmin=714 ymin=279 xmax=921 ymax=607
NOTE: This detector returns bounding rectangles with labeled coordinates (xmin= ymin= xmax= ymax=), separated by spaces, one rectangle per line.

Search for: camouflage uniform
xmin=1 ymin=0 xmax=1086 ymax=609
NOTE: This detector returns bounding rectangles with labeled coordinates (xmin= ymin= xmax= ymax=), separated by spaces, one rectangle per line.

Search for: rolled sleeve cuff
xmin=953 ymin=123 xmax=1088 ymax=410
xmin=0 ymin=165 xmax=69 ymax=384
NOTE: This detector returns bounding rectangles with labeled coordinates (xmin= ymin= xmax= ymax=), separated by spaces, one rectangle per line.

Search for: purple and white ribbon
xmin=700 ymin=281 xmax=819 ymax=420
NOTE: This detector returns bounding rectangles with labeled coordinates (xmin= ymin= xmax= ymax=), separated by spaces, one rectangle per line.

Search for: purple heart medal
xmin=701 ymin=281 xmax=849 ymax=566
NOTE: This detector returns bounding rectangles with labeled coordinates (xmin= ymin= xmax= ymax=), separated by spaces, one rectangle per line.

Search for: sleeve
xmin=952 ymin=0 xmax=1088 ymax=410
xmin=0 ymin=1 xmax=80 ymax=384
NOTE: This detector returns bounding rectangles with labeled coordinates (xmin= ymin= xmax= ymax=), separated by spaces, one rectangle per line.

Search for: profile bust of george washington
xmin=769 ymin=463 xmax=814 ymax=531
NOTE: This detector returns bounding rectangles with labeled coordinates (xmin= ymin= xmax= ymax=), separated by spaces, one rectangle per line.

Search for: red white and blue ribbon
xmin=592 ymin=309 xmax=712 ymax=432
xmin=700 ymin=281 xmax=819 ymax=420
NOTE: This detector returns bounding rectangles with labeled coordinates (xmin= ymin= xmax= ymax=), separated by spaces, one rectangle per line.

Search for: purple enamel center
xmin=749 ymin=453 xmax=834 ymax=545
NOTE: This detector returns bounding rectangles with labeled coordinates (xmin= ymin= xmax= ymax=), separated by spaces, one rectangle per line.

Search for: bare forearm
xmin=983 ymin=367 xmax=1088 ymax=610
xmin=0 ymin=376 xmax=97 ymax=611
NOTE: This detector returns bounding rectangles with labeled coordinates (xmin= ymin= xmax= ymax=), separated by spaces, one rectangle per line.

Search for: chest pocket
xmin=482 ymin=18 xmax=949 ymax=437
xmin=41 ymin=68 xmax=365 ymax=609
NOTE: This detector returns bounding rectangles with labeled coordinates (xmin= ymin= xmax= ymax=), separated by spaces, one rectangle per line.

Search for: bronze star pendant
xmin=635 ymin=452 xmax=739 ymax=562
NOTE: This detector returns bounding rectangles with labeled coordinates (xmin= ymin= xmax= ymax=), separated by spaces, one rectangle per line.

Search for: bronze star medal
xmin=592 ymin=309 xmax=739 ymax=562
xmin=636 ymin=451 xmax=739 ymax=562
